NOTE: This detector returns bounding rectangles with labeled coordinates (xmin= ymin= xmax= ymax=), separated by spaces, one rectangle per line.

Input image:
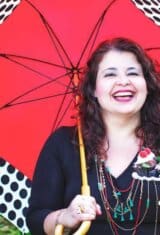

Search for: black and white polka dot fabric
xmin=132 ymin=0 xmax=160 ymax=26
xmin=0 ymin=0 xmax=21 ymax=24
xmin=0 ymin=157 xmax=31 ymax=234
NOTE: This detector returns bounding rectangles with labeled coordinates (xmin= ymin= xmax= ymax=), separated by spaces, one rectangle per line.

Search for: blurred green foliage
xmin=0 ymin=216 xmax=22 ymax=235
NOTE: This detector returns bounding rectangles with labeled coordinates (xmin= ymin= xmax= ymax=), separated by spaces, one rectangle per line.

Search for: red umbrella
xmin=1 ymin=0 xmax=160 ymax=233
xmin=1 ymin=0 xmax=160 ymax=179
xmin=0 ymin=0 xmax=160 ymax=233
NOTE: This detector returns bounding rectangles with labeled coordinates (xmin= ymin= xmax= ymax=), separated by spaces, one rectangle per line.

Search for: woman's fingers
xmin=58 ymin=195 xmax=102 ymax=228
xmin=96 ymin=204 xmax=102 ymax=215
xmin=71 ymin=195 xmax=101 ymax=218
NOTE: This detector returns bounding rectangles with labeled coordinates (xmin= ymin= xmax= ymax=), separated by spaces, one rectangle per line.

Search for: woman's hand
xmin=57 ymin=195 xmax=102 ymax=229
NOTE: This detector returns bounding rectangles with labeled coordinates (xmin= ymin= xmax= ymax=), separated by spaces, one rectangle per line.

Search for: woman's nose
xmin=116 ymin=75 xmax=130 ymax=86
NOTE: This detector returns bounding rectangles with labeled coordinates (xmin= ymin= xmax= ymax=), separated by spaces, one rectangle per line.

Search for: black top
xmin=26 ymin=126 xmax=160 ymax=235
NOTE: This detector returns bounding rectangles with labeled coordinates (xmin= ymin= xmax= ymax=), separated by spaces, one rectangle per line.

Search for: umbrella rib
xmin=52 ymin=97 xmax=74 ymax=131
xmin=40 ymin=14 xmax=74 ymax=69
xmin=51 ymin=79 xmax=74 ymax=129
xmin=0 ymin=53 xmax=71 ymax=70
xmin=146 ymin=47 xmax=160 ymax=51
xmin=85 ymin=14 xmax=105 ymax=58
xmin=76 ymin=0 xmax=118 ymax=67
xmin=2 ymin=54 xmax=73 ymax=87
xmin=0 ymin=71 xmax=73 ymax=110
xmin=0 ymin=91 xmax=73 ymax=109
xmin=76 ymin=12 xmax=105 ymax=67
xmin=1 ymin=54 xmax=70 ymax=81
xmin=25 ymin=0 xmax=73 ymax=68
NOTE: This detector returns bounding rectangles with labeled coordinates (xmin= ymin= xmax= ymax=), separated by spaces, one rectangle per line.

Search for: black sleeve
xmin=26 ymin=127 xmax=67 ymax=235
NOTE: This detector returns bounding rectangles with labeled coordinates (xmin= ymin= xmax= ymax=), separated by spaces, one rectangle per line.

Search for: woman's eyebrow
xmin=127 ymin=67 xmax=140 ymax=71
xmin=101 ymin=67 xmax=117 ymax=73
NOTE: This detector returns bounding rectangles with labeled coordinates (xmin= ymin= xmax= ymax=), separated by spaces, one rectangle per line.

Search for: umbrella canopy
xmin=0 ymin=0 xmax=160 ymax=181
xmin=1 ymin=0 xmax=160 ymax=234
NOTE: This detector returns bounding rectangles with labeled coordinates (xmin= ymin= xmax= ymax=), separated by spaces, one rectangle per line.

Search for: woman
xmin=26 ymin=38 xmax=160 ymax=235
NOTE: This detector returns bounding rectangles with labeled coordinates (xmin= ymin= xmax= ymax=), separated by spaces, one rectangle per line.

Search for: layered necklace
xmin=94 ymin=152 xmax=160 ymax=235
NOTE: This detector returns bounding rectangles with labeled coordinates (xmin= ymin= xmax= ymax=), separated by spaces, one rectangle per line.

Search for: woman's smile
xmin=112 ymin=89 xmax=136 ymax=102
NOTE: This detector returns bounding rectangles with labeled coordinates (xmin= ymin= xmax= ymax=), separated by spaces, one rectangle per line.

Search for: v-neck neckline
xmin=108 ymin=152 xmax=138 ymax=181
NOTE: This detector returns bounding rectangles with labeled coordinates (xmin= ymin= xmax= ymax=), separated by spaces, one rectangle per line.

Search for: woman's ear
xmin=92 ymin=96 xmax=98 ymax=102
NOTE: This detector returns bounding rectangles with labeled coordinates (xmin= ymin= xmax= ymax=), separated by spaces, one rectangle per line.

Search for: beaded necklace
xmin=94 ymin=153 xmax=160 ymax=235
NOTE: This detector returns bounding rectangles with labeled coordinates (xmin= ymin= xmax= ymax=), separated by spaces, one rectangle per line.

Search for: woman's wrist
xmin=55 ymin=209 xmax=65 ymax=225
xmin=55 ymin=209 xmax=71 ymax=235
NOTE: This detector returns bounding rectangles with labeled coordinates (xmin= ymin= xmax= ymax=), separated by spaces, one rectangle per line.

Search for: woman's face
xmin=94 ymin=50 xmax=148 ymax=118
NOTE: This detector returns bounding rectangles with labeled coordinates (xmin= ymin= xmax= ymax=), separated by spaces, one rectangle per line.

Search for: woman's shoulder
xmin=38 ymin=125 xmax=77 ymax=160
xmin=53 ymin=125 xmax=77 ymax=137
xmin=47 ymin=125 xmax=77 ymax=144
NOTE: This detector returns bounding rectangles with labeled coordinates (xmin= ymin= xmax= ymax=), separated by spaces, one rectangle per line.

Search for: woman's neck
xmin=104 ymin=113 xmax=140 ymax=145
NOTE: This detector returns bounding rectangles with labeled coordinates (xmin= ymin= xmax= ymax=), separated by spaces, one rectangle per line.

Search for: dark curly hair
xmin=79 ymin=37 xmax=160 ymax=161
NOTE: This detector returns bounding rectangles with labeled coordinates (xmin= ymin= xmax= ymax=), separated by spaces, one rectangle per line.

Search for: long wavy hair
xmin=78 ymin=37 xmax=160 ymax=161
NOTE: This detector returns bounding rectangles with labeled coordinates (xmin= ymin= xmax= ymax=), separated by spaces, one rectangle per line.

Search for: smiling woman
xmin=26 ymin=38 xmax=160 ymax=235
xmin=94 ymin=50 xmax=148 ymax=119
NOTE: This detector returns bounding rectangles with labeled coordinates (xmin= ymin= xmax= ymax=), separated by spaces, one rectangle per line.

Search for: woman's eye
xmin=127 ymin=72 xmax=139 ymax=76
xmin=104 ymin=73 xmax=116 ymax=78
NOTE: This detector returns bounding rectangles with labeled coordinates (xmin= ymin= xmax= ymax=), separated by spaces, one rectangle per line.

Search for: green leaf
xmin=142 ymin=163 xmax=150 ymax=168
xmin=156 ymin=156 xmax=160 ymax=162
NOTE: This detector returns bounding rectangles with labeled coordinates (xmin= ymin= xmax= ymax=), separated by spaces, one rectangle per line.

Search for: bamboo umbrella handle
xmin=55 ymin=73 xmax=91 ymax=235
xmin=54 ymin=224 xmax=64 ymax=235
xmin=55 ymin=221 xmax=91 ymax=235
xmin=54 ymin=124 xmax=91 ymax=235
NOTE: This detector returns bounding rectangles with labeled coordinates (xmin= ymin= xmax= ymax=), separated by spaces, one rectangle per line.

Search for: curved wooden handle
xmin=73 ymin=221 xmax=91 ymax=235
xmin=55 ymin=73 xmax=91 ymax=235
xmin=54 ymin=221 xmax=91 ymax=235
xmin=54 ymin=224 xmax=64 ymax=235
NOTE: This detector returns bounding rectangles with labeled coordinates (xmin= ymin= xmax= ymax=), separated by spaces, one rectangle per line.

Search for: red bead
xmin=144 ymin=148 xmax=151 ymax=154
xmin=139 ymin=150 xmax=148 ymax=158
